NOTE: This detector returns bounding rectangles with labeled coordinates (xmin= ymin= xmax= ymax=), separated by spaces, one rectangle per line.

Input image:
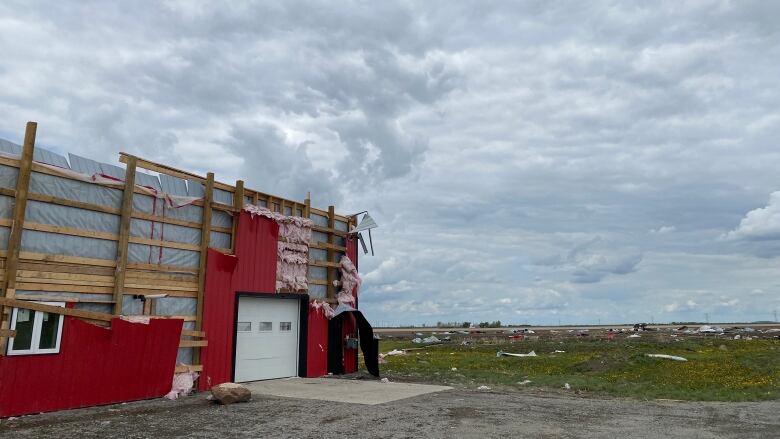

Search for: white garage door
xmin=235 ymin=296 xmax=300 ymax=382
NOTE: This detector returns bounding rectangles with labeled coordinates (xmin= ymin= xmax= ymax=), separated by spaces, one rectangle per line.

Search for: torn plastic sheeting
xmin=412 ymin=336 xmax=440 ymax=344
xmin=497 ymin=350 xmax=537 ymax=358
xmin=646 ymin=354 xmax=687 ymax=362
xmin=164 ymin=371 xmax=199 ymax=400
xmin=698 ymin=325 xmax=724 ymax=333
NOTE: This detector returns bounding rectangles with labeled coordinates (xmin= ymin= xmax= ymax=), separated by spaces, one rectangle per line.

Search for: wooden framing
xmin=0 ymin=122 xmax=36 ymax=355
xmin=0 ymin=122 xmax=355 ymax=369
xmin=193 ymin=172 xmax=214 ymax=365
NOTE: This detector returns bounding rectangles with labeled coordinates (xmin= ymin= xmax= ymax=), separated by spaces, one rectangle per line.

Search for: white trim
xmin=7 ymin=301 xmax=65 ymax=356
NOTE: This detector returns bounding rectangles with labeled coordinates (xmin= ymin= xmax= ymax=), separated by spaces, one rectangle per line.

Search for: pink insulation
xmin=243 ymin=204 xmax=313 ymax=292
xmin=338 ymin=255 xmax=361 ymax=304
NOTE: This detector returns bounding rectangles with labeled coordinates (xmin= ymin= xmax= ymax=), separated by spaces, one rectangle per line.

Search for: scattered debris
xmin=697 ymin=325 xmax=724 ymax=334
xmin=564 ymin=383 xmax=571 ymax=390
xmin=477 ymin=385 xmax=491 ymax=390
xmin=497 ymin=350 xmax=537 ymax=358
xmin=517 ymin=380 xmax=532 ymax=385
xmin=451 ymin=367 xmax=458 ymax=371
xmin=647 ymin=354 xmax=687 ymax=362
xmin=412 ymin=335 xmax=441 ymax=344
xmin=164 ymin=371 xmax=198 ymax=400
xmin=552 ymin=350 xmax=566 ymax=353
xmin=380 ymin=377 xmax=391 ymax=383
xmin=734 ymin=335 xmax=741 ymax=340
xmin=628 ymin=334 xmax=641 ymax=338
xmin=210 ymin=383 xmax=251 ymax=405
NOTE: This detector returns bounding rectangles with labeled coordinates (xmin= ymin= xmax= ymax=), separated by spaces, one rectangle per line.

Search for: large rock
xmin=211 ymin=382 xmax=252 ymax=405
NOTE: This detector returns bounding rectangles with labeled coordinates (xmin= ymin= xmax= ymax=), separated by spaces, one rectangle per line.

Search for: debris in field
xmin=386 ymin=349 xmax=405 ymax=356
xmin=646 ymin=354 xmax=687 ymax=362
xmin=477 ymin=385 xmax=491 ymax=390
xmin=451 ymin=367 xmax=457 ymax=371
xmin=697 ymin=325 xmax=724 ymax=333
xmin=415 ymin=332 xmax=423 ymax=336
xmin=413 ymin=335 xmax=441 ymax=344
xmin=552 ymin=350 xmax=566 ymax=353
xmin=497 ymin=350 xmax=537 ymax=358
xmin=380 ymin=378 xmax=390 ymax=383
xmin=733 ymin=335 xmax=741 ymax=340
xmin=628 ymin=334 xmax=641 ymax=338
xmin=517 ymin=380 xmax=532 ymax=385
xmin=564 ymin=383 xmax=571 ymax=390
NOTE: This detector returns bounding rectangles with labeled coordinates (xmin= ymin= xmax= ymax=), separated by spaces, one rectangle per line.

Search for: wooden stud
xmin=175 ymin=364 xmax=203 ymax=373
xmin=193 ymin=172 xmax=214 ymax=365
xmin=326 ymin=205 xmax=336 ymax=300
xmin=0 ymin=122 xmax=36 ymax=354
xmin=231 ymin=180 xmax=244 ymax=252
xmin=112 ymin=156 xmax=136 ymax=315
xmin=179 ymin=339 xmax=208 ymax=348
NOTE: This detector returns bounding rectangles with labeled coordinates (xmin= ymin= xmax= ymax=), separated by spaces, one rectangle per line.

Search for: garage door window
xmin=237 ymin=322 xmax=252 ymax=332
xmin=258 ymin=322 xmax=272 ymax=332
xmin=279 ymin=322 xmax=292 ymax=332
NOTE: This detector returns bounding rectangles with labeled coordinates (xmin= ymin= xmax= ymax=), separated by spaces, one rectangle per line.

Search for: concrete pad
xmin=244 ymin=377 xmax=452 ymax=405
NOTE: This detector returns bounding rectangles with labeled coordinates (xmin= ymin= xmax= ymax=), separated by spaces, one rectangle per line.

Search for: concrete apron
xmin=243 ymin=377 xmax=452 ymax=405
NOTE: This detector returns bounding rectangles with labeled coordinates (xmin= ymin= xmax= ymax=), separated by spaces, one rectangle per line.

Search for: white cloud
xmin=725 ymin=192 xmax=780 ymax=241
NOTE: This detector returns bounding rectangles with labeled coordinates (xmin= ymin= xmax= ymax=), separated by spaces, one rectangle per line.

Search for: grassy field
xmin=377 ymin=333 xmax=780 ymax=401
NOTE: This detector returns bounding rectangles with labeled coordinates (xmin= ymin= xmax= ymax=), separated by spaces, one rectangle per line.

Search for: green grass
xmin=376 ymin=336 xmax=780 ymax=401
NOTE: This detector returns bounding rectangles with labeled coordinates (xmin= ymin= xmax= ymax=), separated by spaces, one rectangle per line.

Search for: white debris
xmin=412 ymin=338 xmax=422 ymax=344
xmin=517 ymin=380 xmax=532 ymax=385
xmin=647 ymin=354 xmax=688 ymax=362
xmin=497 ymin=350 xmax=537 ymax=358
xmin=451 ymin=367 xmax=458 ymax=371
xmin=477 ymin=385 xmax=491 ymax=390
xmin=564 ymin=383 xmax=571 ymax=390
xmin=628 ymin=334 xmax=641 ymax=338
xmin=422 ymin=335 xmax=440 ymax=344
xmin=553 ymin=350 xmax=566 ymax=353
xmin=697 ymin=325 xmax=724 ymax=333
xmin=386 ymin=349 xmax=405 ymax=356
xmin=733 ymin=334 xmax=741 ymax=340
xmin=380 ymin=377 xmax=390 ymax=383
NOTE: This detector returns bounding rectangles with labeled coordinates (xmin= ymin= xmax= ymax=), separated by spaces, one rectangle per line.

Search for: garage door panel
xmin=235 ymin=296 xmax=299 ymax=382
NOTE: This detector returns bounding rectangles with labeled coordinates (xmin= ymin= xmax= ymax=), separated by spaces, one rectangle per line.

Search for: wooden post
xmin=112 ymin=156 xmax=137 ymax=315
xmin=193 ymin=172 xmax=214 ymax=365
xmin=326 ymin=205 xmax=336 ymax=300
xmin=0 ymin=122 xmax=36 ymax=354
xmin=303 ymin=193 xmax=311 ymax=218
xmin=252 ymin=191 xmax=258 ymax=206
xmin=231 ymin=180 xmax=244 ymax=252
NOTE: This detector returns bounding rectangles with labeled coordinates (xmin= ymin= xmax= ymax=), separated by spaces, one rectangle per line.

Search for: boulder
xmin=211 ymin=382 xmax=251 ymax=405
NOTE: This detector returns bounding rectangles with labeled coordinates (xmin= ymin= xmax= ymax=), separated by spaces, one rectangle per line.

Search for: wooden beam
xmin=0 ymin=329 xmax=16 ymax=337
xmin=179 ymin=339 xmax=208 ymax=348
xmin=193 ymin=172 xmax=213 ymax=365
xmin=113 ymin=156 xmax=136 ymax=315
xmin=1 ymin=122 xmax=36 ymax=354
xmin=181 ymin=329 xmax=205 ymax=337
xmin=0 ymin=297 xmax=114 ymax=322
xmin=231 ymin=180 xmax=244 ymax=251
xmin=326 ymin=205 xmax=336 ymax=300
xmin=175 ymin=364 xmax=203 ymax=373
xmin=119 ymin=153 xmax=235 ymax=192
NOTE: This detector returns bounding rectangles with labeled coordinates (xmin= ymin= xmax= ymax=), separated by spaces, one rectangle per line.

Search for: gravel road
xmin=1 ymin=388 xmax=777 ymax=438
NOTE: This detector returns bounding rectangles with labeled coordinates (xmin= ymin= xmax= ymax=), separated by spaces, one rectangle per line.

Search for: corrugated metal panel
xmin=200 ymin=213 xmax=279 ymax=390
xmin=233 ymin=212 xmax=278 ymax=293
xmin=0 ymin=316 xmax=182 ymax=417
xmin=306 ymin=307 xmax=329 ymax=377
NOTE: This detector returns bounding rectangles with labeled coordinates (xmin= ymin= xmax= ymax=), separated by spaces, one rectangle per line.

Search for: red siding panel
xmin=306 ymin=306 xmax=329 ymax=377
xmin=199 ymin=213 xmax=279 ymax=390
xmin=0 ymin=317 xmax=182 ymax=418
xmin=342 ymin=235 xmax=360 ymax=373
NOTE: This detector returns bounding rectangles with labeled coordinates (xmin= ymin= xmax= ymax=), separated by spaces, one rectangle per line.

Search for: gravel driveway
xmin=1 ymin=388 xmax=777 ymax=438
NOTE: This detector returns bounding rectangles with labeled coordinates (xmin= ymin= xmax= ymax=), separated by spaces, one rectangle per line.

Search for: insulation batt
xmin=244 ymin=204 xmax=313 ymax=292
xmin=338 ymin=255 xmax=361 ymax=305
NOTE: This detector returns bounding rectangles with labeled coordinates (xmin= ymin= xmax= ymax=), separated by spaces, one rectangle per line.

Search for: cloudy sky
xmin=2 ymin=1 xmax=779 ymax=326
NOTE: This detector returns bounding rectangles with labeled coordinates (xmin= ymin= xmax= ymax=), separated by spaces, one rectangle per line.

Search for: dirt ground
xmin=1 ymin=387 xmax=778 ymax=438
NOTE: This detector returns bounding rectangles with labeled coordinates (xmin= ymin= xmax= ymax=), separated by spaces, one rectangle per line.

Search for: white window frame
xmin=7 ymin=301 xmax=65 ymax=356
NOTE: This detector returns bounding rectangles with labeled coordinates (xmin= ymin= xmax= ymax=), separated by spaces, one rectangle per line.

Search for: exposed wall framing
xmin=0 ymin=122 xmax=356 ymax=375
